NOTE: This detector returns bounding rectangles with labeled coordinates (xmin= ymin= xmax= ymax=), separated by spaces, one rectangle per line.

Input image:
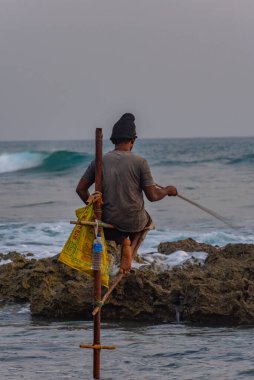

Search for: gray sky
xmin=1 ymin=0 xmax=254 ymax=140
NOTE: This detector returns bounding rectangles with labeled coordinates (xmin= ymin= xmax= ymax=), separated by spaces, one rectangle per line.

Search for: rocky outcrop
xmin=158 ymin=237 xmax=219 ymax=255
xmin=1 ymin=240 xmax=254 ymax=325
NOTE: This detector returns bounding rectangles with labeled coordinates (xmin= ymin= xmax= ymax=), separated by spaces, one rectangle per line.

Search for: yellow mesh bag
xmin=58 ymin=204 xmax=109 ymax=288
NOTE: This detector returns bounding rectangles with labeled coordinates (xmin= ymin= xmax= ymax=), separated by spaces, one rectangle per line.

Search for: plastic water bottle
xmin=92 ymin=233 xmax=103 ymax=270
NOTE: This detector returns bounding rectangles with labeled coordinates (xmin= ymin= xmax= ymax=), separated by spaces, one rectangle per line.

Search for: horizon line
xmin=1 ymin=135 xmax=254 ymax=143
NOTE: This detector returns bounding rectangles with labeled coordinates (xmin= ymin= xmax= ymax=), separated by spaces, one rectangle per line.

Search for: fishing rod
xmin=176 ymin=193 xmax=236 ymax=229
xmin=156 ymin=184 xmax=236 ymax=229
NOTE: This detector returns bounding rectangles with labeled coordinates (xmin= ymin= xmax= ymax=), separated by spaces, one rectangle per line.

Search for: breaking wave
xmin=0 ymin=152 xmax=45 ymax=174
xmin=0 ymin=150 xmax=92 ymax=174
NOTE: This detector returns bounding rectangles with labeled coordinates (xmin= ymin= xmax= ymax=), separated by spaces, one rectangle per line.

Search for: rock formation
xmin=1 ymin=238 xmax=254 ymax=325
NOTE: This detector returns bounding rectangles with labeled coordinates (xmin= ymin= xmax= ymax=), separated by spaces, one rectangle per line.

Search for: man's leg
xmin=119 ymin=231 xmax=145 ymax=273
xmin=104 ymin=229 xmax=147 ymax=273
xmin=130 ymin=231 xmax=145 ymax=256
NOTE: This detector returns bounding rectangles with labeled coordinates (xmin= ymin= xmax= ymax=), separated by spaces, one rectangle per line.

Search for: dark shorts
xmin=104 ymin=228 xmax=132 ymax=245
xmin=104 ymin=215 xmax=153 ymax=245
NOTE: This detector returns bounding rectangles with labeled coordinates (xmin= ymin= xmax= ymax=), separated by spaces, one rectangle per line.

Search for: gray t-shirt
xmin=82 ymin=150 xmax=155 ymax=232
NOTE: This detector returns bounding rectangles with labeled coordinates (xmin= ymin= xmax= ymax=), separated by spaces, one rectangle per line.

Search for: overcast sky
xmin=0 ymin=0 xmax=254 ymax=140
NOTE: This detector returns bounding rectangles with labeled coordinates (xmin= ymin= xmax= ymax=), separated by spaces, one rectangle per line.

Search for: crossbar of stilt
xmin=70 ymin=220 xmax=155 ymax=230
xmin=80 ymin=344 xmax=116 ymax=350
xmin=70 ymin=220 xmax=114 ymax=228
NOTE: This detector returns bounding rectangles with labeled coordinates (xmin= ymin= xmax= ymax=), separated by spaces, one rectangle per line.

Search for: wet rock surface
xmin=1 ymin=239 xmax=254 ymax=325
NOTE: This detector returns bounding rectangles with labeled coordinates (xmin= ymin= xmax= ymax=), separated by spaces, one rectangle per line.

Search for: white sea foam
xmin=138 ymin=250 xmax=208 ymax=271
xmin=0 ymin=222 xmax=73 ymax=257
xmin=0 ymin=222 xmax=253 ymax=261
xmin=138 ymin=228 xmax=254 ymax=254
xmin=0 ymin=259 xmax=12 ymax=266
xmin=0 ymin=152 xmax=45 ymax=173
xmin=17 ymin=305 xmax=30 ymax=314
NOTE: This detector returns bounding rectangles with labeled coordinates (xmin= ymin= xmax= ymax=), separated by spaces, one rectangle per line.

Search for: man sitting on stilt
xmin=76 ymin=113 xmax=177 ymax=273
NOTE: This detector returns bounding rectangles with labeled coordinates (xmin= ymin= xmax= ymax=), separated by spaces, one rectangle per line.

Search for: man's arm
xmin=144 ymin=184 xmax=177 ymax=202
xmin=76 ymin=178 xmax=94 ymax=203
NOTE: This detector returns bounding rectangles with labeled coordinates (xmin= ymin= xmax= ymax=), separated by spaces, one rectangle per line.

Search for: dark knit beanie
xmin=110 ymin=113 xmax=137 ymax=141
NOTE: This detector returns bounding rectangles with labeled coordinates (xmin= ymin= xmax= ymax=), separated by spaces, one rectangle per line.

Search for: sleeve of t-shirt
xmin=140 ymin=159 xmax=155 ymax=188
xmin=81 ymin=160 xmax=95 ymax=183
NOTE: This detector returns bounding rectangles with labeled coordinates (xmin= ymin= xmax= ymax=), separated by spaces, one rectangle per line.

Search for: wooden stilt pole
xmin=93 ymin=128 xmax=103 ymax=379
xmin=92 ymin=273 xmax=124 ymax=316
xmin=80 ymin=128 xmax=116 ymax=377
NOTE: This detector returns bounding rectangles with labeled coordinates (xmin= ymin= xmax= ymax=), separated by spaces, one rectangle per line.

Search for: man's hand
xmin=87 ymin=191 xmax=103 ymax=204
xmin=166 ymin=186 xmax=178 ymax=196
xmin=144 ymin=184 xmax=177 ymax=202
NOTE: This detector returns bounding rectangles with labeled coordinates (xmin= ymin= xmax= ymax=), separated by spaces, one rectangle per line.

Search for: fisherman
xmin=76 ymin=113 xmax=177 ymax=273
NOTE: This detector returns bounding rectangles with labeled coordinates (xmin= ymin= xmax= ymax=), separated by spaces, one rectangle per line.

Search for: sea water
xmin=0 ymin=137 xmax=254 ymax=379
xmin=1 ymin=304 xmax=254 ymax=380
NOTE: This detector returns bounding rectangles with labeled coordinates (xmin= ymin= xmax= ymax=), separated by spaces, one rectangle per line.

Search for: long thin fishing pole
xmin=177 ymin=193 xmax=236 ymax=229
xmin=155 ymin=184 xmax=236 ymax=229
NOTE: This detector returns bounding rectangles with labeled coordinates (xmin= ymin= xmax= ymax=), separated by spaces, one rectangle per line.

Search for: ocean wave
xmin=0 ymin=150 xmax=92 ymax=174
xmin=227 ymin=153 xmax=254 ymax=165
xmin=150 ymin=156 xmax=228 ymax=166
xmin=151 ymin=153 xmax=254 ymax=167
xmin=34 ymin=150 xmax=89 ymax=173
xmin=1 ymin=148 xmax=253 ymax=174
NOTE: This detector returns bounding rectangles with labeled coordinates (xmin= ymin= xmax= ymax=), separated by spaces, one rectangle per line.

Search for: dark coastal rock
xmin=1 ymin=239 xmax=254 ymax=325
xmin=158 ymin=237 xmax=219 ymax=255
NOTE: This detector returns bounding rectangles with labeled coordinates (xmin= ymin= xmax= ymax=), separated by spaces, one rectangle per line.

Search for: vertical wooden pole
xmin=93 ymin=128 xmax=103 ymax=379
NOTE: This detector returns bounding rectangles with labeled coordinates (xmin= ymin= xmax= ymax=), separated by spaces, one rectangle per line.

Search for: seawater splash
xmin=0 ymin=150 xmax=92 ymax=174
